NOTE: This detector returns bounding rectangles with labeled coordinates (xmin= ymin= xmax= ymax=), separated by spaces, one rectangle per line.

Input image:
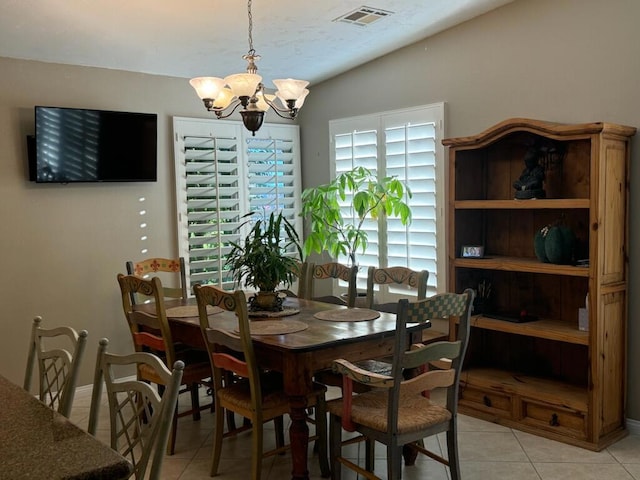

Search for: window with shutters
xmin=173 ymin=117 xmax=302 ymax=293
xmin=330 ymin=103 xmax=445 ymax=301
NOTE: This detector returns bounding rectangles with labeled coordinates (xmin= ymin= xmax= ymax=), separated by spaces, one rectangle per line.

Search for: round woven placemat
xmin=248 ymin=307 xmax=300 ymax=318
xmin=165 ymin=305 xmax=222 ymax=318
xmin=243 ymin=320 xmax=308 ymax=336
xmin=313 ymin=308 xmax=381 ymax=322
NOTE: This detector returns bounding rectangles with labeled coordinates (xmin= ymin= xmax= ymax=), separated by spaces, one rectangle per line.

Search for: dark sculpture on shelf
xmin=513 ymin=146 xmax=546 ymax=199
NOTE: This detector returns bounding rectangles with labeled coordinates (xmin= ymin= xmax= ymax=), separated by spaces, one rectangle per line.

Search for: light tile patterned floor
xmin=70 ymin=386 xmax=640 ymax=480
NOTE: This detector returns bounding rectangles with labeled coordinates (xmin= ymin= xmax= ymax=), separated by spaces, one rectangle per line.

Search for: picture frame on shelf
xmin=461 ymin=245 xmax=484 ymax=258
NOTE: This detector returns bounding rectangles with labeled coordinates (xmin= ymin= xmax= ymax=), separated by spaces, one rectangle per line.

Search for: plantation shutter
xmin=245 ymin=124 xmax=303 ymax=257
xmin=382 ymin=109 xmax=440 ymax=296
xmin=333 ymin=123 xmax=379 ymax=289
xmin=173 ymin=118 xmax=302 ymax=293
xmin=329 ymin=103 xmax=445 ymax=299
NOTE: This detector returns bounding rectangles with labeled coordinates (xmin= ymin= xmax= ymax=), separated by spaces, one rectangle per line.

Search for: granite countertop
xmin=0 ymin=375 xmax=132 ymax=479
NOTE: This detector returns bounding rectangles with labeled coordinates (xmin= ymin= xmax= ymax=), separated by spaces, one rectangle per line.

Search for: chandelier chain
xmin=247 ymin=0 xmax=255 ymax=56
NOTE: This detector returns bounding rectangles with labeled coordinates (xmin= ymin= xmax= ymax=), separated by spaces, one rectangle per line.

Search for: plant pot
xmin=341 ymin=292 xmax=370 ymax=308
xmin=249 ymin=291 xmax=283 ymax=312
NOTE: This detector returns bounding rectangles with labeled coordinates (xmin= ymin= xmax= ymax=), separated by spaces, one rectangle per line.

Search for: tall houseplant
xmin=300 ymin=166 xmax=412 ymax=266
xmin=226 ymin=211 xmax=302 ymax=311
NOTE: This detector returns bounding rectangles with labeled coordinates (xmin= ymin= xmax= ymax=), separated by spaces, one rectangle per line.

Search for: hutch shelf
xmin=444 ymin=118 xmax=635 ymax=450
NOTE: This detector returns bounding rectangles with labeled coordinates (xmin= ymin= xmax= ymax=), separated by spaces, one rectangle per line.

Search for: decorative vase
xmin=534 ymin=224 xmax=575 ymax=264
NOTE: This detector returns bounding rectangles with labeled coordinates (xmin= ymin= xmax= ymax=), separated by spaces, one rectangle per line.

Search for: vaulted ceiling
xmin=0 ymin=0 xmax=513 ymax=86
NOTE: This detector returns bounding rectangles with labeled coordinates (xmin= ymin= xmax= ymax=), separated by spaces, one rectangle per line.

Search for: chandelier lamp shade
xmin=189 ymin=0 xmax=309 ymax=135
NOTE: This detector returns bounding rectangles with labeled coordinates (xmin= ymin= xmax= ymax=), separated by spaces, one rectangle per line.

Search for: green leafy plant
xmin=226 ymin=211 xmax=302 ymax=292
xmin=300 ymin=166 xmax=412 ymax=265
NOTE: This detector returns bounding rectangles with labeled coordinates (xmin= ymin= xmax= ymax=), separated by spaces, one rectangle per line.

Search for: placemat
xmin=313 ymin=308 xmax=381 ymax=322
xmin=241 ymin=320 xmax=308 ymax=336
xmin=165 ymin=305 xmax=222 ymax=318
xmin=248 ymin=307 xmax=300 ymax=318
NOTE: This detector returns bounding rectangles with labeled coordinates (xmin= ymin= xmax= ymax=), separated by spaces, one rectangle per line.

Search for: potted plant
xmin=300 ymin=166 xmax=412 ymax=266
xmin=225 ymin=211 xmax=302 ymax=311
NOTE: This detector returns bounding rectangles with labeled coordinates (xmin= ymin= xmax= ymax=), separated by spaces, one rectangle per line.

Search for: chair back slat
xmin=365 ymin=266 xmax=429 ymax=310
xmin=399 ymin=368 xmax=456 ymax=398
xmin=402 ymin=340 xmax=461 ymax=370
xmin=212 ymin=352 xmax=250 ymax=378
xmin=306 ymin=262 xmax=357 ymax=307
xmin=126 ymin=257 xmax=188 ymax=304
xmin=132 ymin=331 xmax=167 ymax=352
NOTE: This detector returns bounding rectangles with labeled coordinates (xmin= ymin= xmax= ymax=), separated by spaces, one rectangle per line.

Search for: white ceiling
xmin=0 ymin=0 xmax=513 ymax=86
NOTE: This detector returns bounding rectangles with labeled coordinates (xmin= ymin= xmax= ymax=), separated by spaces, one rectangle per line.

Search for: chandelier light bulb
xmin=189 ymin=77 xmax=226 ymax=101
xmin=225 ymin=73 xmax=262 ymax=99
xmin=213 ymin=87 xmax=235 ymax=109
xmin=256 ymin=91 xmax=276 ymax=112
xmin=272 ymin=79 xmax=309 ymax=102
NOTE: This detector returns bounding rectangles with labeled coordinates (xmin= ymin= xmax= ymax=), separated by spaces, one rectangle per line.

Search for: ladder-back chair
xmin=117 ymin=273 xmax=213 ymax=454
xmin=126 ymin=257 xmax=188 ymax=304
xmin=327 ymin=289 xmax=474 ymax=480
xmin=194 ymin=284 xmax=330 ymax=480
xmin=88 ymin=338 xmax=184 ymax=480
xmin=23 ymin=316 xmax=88 ymax=418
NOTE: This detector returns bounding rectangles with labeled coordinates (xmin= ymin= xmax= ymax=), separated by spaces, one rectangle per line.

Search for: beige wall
xmin=0 ymin=60 xmax=212 ymax=387
xmin=297 ymin=0 xmax=640 ymax=420
xmin=1 ymin=0 xmax=639 ymax=421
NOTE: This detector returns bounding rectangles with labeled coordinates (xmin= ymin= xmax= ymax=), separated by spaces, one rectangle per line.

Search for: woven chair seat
xmin=327 ymin=390 xmax=451 ymax=434
xmin=354 ymin=359 xmax=392 ymax=376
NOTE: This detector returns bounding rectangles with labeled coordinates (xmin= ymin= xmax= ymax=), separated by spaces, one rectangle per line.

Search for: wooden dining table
xmin=140 ymin=295 xmax=430 ymax=480
xmin=0 ymin=374 xmax=132 ymax=479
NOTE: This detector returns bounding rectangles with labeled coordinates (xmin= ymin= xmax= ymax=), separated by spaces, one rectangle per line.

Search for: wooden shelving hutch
xmin=443 ymin=118 xmax=635 ymax=450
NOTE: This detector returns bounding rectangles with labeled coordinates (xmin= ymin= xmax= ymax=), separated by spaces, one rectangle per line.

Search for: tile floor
xmin=70 ymin=386 xmax=640 ymax=480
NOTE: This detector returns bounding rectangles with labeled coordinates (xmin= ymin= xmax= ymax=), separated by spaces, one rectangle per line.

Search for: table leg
xmin=403 ymin=444 xmax=419 ymax=465
xmin=288 ymin=395 xmax=310 ymax=480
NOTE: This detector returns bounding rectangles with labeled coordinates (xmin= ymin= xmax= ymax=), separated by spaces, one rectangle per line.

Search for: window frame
xmin=173 ymin=117 xmax=303 ymax=293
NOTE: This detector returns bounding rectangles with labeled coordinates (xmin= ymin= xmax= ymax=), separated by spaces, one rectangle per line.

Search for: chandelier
xmin=189 ymin=0 xmax=309 ymax=135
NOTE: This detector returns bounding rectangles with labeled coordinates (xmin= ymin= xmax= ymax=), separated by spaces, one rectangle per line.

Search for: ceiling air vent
xmin=334 ymin=6 xmax=394 ymax=27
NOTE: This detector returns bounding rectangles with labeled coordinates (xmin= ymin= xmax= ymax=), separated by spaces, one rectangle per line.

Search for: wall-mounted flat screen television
xmin=29 ymin=106 xmax=157 ymax=183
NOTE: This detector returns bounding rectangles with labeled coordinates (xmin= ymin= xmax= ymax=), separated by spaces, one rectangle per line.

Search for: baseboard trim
xmin=627 ymin=417 xmax=640 ymax=435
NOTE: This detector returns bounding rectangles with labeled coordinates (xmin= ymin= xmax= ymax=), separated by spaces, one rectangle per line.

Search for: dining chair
xmin=281 ymin=260 xmax=312 ymax=298
xmin=88 ymin=338 xmax=184 ymax=480
xmin=365 ymin=266 xmax=429 ymax=310
xmin=126 ymin=257 xmax=188 ymax=304
xmin=23 ymin=316 xmax=88 ymax=418
xmin=365 ymin=266 xmax=448 ymax=344
xmin=305 ymin=262 xmax=358 ymax=307
xmin=327 ymin=289 xmax=474 ymax=480
xmin=193 ymin=283 xmax=331 ymax=480
xmin=117 ymin=273 xmax=213 ymax=455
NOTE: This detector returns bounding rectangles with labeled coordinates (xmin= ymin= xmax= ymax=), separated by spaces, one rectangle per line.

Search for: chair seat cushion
xmin=354 ymin=359 xmax=392 ymax=375
xmin=327 ymin=390 xmax=451 ymax=434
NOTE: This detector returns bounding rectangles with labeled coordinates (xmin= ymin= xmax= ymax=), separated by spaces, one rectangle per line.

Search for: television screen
xmin=32 ymin=106 xmax=157 ymax=183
